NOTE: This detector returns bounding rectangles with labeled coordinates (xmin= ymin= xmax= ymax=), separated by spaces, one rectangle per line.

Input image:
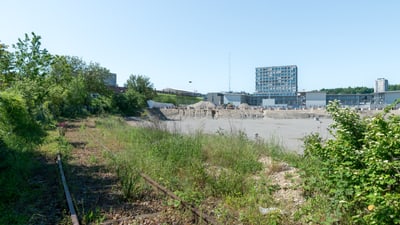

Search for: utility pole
xmin=228 ymin=52 xmax=231 ymax=92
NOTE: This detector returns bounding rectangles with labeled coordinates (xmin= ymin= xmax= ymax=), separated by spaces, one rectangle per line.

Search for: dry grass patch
xmin=258 ymin=156 xmax=305 ymax=217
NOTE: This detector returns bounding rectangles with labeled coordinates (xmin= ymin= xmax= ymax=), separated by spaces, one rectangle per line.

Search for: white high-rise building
xmin=375 ymin=78 xmax=388 ymax=93
xmin=255 ymin=65 xmax=298 ymax=96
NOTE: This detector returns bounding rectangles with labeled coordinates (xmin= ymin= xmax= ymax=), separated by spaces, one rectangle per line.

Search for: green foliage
xmin=94 ymin=116 xmax=288 ymax=224
xmin=112 ymin=90 xmax=141 ymax=116
xmin=388 ymin=84 xmax=400 ymax=91
xmin=320 ymin=86 xmax=374 ymax=94
xmin=63 ymin=75 xmax=90 ymax=117
xmin=2 ymin=33 xmax=159 ymax=120
xmin=153 ymin=93 xmax=178 ymax=105
xmin=0 ymin=149 xmax=39 ymax=225
xmin=0 ymin=42 xmax=14 ymax=89
xmin=153 ymin=93 xmax=203 ymax=105
xmin=48 ymin=55 xmax=115 ymax=117
xmin=0 ymin=33 xmax=160 ymax=224
xmin=0 ymin=129 xmax=68 ymax=225
xmin=125 ymin=74 xmax=157 ymax=104
xmin=112 ymin=74 xmax=157 ymax=115
xmin=83 ymin=207 xmax=106 ymax=224
xmin=83 ymin=62 xmax=112 ymax=97
xmin=0 ymin=90 xmax=44 ymax=148
xmin=89 ymin=95 xmax=112 ymax=115
xmin=2 ymin=33 xmax=55 ymax=125
xmin=303 ymin=100 xmax=400 ymax=224
xmin=12 ymin=32 xmax=53 ymax=80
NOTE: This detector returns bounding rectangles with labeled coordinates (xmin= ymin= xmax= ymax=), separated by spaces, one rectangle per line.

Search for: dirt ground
xmin=161 ymin=113 xmax=332 ymax=154
xmin=159 ymin=107 xmax=400 ymax=154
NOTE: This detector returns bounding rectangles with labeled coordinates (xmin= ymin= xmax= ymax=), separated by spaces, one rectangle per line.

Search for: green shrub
xmin=0 ymin=91 xmax=45 ymax=148
xmin=303 ymin=100 xmax=400 ymax=224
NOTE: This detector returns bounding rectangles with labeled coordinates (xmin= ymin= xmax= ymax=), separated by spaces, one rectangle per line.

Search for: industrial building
xmin=206 ymin=90 xmax=400 ymax=109
xmin=206 ymin=67 xmax=400 ymax=109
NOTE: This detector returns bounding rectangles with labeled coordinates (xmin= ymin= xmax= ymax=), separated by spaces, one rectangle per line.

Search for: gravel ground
xmin=163 ymin=117 xmax=333 ymax=154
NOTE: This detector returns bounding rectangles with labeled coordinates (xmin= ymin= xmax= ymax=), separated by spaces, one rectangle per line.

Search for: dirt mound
xmin=188 ymin=101 xmax=216 ymax=109
xmin=263 ymin=110 xmax=329 ymax=119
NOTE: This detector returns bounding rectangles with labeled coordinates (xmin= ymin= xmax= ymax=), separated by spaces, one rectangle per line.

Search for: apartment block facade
xmin=255 ymin=65 xmax=298 ymax=96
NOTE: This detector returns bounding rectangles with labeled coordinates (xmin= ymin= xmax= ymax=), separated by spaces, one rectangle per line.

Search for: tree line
xmin=320 ymin=84 xmax=400 ymax=95
xmin=0 ymin=32 xmax=156 ymax=149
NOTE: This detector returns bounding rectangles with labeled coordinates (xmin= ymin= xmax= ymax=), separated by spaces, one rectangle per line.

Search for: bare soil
xmin=161 ymin=109 xmax=332 ymax=154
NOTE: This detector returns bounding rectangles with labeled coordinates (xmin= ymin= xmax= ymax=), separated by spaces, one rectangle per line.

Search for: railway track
xmin=58 ymin=120 xmax=218 ymax=224
xmin=57 ymin=154 xmax=80 ymax=225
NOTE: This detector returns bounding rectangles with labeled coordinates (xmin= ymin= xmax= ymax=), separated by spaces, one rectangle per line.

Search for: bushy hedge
xmin=0 ymin=91 xmax=44 ymax=149
xmin=304 ymin=100 xmax=400 ymax=224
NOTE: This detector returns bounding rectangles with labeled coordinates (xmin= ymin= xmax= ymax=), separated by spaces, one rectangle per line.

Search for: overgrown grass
xmin=0 ymin=147 xmax=39 ymax=224
xmin=0 ymin=130 xmax=71 ymax=224
xmin=93 ymin=116 xmax=310 ymax=224
xmin=79 ymin=114 xmax=392 ymax=224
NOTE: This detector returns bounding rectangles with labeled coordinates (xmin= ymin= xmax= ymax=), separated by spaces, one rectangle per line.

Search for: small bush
xmin=303 ymin=100 xmax=400 ymax=224
xmin=0 ymin=91 xmax=45 ymax=149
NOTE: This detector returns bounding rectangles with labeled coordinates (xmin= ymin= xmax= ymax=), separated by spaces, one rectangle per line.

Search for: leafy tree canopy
xmin=319 ymin=86 xmax=374 ymax=94
xmin=388 ymin=84 xmax=400 ymax=91
xmin=12 ymin=32 xmax=53 ymax=81
xmin=125 ymin=74 xmax=157 ymax=101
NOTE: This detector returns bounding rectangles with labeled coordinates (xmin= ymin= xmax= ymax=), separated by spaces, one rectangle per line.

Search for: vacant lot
xmin=162 ymin=116 xmax=332 ymax=154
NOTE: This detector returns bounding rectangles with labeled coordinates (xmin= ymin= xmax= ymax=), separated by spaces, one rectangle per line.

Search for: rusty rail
xmin=57 ymin=154 xmax=80 ymax=225
xmin=140 ymin=173 xmax=218 ymax=225
xmin=84 ymin=122 xmax=218 ymax=224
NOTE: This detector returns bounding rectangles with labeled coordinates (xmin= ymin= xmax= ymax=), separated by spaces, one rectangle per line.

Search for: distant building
xmin=373 ymin=91 xmax=400 ymax=108
xmin=223 ymin=92 xmax=247 ymax=107
xmin=247 ymin=95 xmax=299 ymax=107
xmin=204 ymin=67 xmax=400 ymax=109
xmin=160 ymin=88 xmax=203 ymax=97
xmin=375 ymin=78 xmax=388 ymax=93
xmin=326 ymin=93 xmax=373 ymax=107
xmin=255 ymin=65 xmax=298 ymax=96
xmin=206 ymin=92 xmax=249 ymax=107
xmin=206 ymin=92 xmax=224 ymax=106
xmin=104 ymin=73 xmax=117 ymax=87
xmin=306 ymin=92 xmax=326 ymax=108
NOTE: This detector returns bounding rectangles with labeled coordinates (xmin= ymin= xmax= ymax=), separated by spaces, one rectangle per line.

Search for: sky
xmin=1 ymin=1 xmax=400 ymax=94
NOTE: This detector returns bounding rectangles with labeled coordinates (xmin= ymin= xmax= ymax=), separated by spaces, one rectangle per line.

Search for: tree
xmin=0 ymin=90 xmax=44 ymax=147
xmin=83 ymin=62 xmax=112 ymax=97
xmin=125 ymin=74 xmax=156 ymax=107
xmin=48 ymin=55 xmax=114 ymax=117
xmin=1 ymin=33 xmax=55 ymax=124
xmin=49 ymin=55 xmax=73 ymax=85
xmin=12 ymin=32 xmax=52 ymax=81
xmin=111 ymin=75 xmax=156 ymax=115
xmin=0 ymin=42 xmax=14 ymax=90
xmin=388 ymin=84 xmax=400 ymax=91
xmin=320 ymin=86 xmax=374 ymax=94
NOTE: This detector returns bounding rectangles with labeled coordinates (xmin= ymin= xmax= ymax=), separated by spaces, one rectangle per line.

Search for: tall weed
xmin=94 ymin=116 xmax=307 ymax=224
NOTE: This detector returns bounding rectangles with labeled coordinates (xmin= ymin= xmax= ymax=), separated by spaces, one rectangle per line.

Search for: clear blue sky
xmin=1 ymin=0 xmax=399 ymax=94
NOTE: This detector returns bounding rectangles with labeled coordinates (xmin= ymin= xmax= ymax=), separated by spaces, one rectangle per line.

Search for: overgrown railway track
xmin=59 ymin=120 xmax=218 ymax=224
xmin=57 ymin=154 xmax=80 ymax=225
